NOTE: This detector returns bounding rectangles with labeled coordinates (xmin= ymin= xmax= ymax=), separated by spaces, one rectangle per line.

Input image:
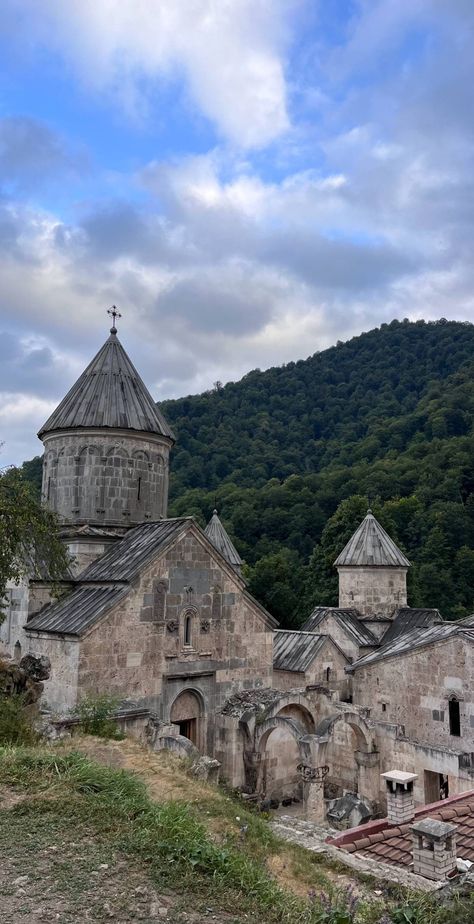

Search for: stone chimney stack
xmin=381 ymin=770 xmax=418 ymax=824
xmin=411 ymin=818 xmax=458 ymax=881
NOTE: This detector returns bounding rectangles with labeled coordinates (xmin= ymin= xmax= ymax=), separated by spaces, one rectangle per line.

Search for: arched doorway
xmin=170 ymin=689 xmax=204 ymax=751
xmin=255 ymin=711 xmax=312 ymax=802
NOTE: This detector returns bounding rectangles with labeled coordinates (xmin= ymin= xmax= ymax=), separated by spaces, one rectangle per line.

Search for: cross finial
xmin=107 ymin=305 xmax=122 ymax=334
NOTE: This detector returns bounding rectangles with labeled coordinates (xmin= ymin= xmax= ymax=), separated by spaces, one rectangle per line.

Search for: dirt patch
xmin=267 ymin=854 xmax=312 ymax=899
xmin=0 ymin=784 xmax=28 ymax=810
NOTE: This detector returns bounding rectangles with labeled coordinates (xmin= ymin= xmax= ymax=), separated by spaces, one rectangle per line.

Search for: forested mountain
xmin=21 ymin=319 xmax=474 ymax=625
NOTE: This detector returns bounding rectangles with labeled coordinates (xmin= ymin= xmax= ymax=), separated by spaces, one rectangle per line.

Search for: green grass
xmin=1 ymin=746 xmax=474 ymax=924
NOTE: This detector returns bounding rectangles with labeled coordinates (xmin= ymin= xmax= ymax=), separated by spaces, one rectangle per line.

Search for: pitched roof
xmin=273 ymin=630 xmax=328 ymax=672
xmin=334 ymin=511 xmax=410 ymax=568
xmin=79 ymin=518 xmax=189 ymax=581
xmin=26 ymin=584 xmax=129 ymax=635
xmin=301 ymin=607 xmax=378 ymax=648
xmin=329 ymin=789 xmax=474 ymax=869
xmin=348 ymin=621 xmax=467 ymax=672
xmin=204 ymin=510 xmax=242 ymax=569
xmin=381 ymin=607 xmax=443 ymax=646
xmin=38 ymin=330 xmax=174 ymax=440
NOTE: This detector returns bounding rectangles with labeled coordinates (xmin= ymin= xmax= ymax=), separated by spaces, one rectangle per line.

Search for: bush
xmin=73 ymin=693 xmax=124 ymax=739
xmin=0 ymin=694 xmax=38 ymax=745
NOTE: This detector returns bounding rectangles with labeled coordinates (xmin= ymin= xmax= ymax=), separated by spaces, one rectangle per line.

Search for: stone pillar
xmin=355 ymin=749 xmax=380 ymax=804
xmin=298 ymin=763 xmax=328 ymax=824
xmin=411 ymin=818 xmax=458 ymax=881
xmin=381 ymin=770 xmax=418 ymax=824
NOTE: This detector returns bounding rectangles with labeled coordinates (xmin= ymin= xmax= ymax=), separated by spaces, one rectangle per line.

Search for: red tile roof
xmin=328 ymin=790 xmax=474 ymax=869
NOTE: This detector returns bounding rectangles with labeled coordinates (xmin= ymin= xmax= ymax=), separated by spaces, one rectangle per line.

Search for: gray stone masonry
xmin=41 ymin=428 xmax=172 ymax=527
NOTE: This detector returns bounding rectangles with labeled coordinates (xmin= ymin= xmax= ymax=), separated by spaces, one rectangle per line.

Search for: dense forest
xmin=21 ymin=319 xmax=474 ymax=625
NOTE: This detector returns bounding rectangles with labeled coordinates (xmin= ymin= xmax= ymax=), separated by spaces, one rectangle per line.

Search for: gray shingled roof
xmin=348 ymin=622 xmax=468 ymax=672
xmin=79 ymin=518 xmax=189 ymax=581
xmin=381 ymin=607 xmax=443 ymax=646
xmin=26 ymin=584 xmax=129 ymax=635
xmin=273 ymin=630 xmax=328 ymax=672
xmin=204 ymin=510 xmax=242 ymax=569
xmin=334 ymin=511 xmax=410 ymax=568
xmin=38 ymin=330 xmax=174 ymax=439
xmin=301 ymin=607 xmax=378 ymax=647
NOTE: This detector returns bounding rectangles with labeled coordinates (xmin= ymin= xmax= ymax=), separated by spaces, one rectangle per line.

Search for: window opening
xmin=449 ymin=698 xmax=461 ymax=736
xmin=137 ymin=476 xmax=142 ymax=501
xmin=325 ymin=667 xmax=331 ymax=682
xmin=184 ymin=614 xmax=192 ymax=647
xmin=14 ymin=641 xmax=21 ymax=663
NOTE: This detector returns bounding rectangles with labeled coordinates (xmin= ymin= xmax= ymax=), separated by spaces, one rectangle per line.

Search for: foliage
xmin=20 ymin=319 xmax=474 ymax=625
xmin=73 ymin=693 xmax=124 ymax=739
xmin=0 ymin=692 xmax=38 ymax=746
xmin=0 ymin=466 xmax=70 ymax=622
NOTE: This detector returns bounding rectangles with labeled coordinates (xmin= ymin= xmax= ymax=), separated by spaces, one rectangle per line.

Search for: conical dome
xmin=334 ymin=511 xmax=410 ymax=568
xmin=205 ymin=510 xmax=242 ymax=571
xmin=38 ymin=330 xmax=174 ymax=440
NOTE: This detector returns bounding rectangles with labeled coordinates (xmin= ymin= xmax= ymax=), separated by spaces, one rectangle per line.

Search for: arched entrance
xmin=255 ymin=708 xmax=314 ymax=802
xmin=312 ymin=710 xmax=379 ymax=803
xmin=170 ymin=689 xmax=204 ymax=751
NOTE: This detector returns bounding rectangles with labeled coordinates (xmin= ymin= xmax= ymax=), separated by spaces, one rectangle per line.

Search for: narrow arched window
xmin=449 ymin=698 xmax=461 ymax=737
xmin=184 ymin=614 xmax=192 ymax=647
xmin=326 ymin=666 xmax=331 ymax=682
xmin=14 ymin=641 xmax=21 ymax=663
xmin=137 ymin=476 xmax=142 ymax=501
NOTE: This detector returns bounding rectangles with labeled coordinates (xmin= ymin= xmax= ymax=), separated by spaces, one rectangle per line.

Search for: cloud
xmin=0 ymin=117 xmax=85 ymax=192
xmin=7 ymin=0 xmax=292 ymax=148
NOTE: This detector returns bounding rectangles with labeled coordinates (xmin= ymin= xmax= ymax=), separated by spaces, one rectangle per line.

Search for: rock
xmin=190 ymin=756 xmax=221 ymax=782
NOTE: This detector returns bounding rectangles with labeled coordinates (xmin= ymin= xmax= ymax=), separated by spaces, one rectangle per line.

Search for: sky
xmin=1 ymin=0 xmax=474 ymax=465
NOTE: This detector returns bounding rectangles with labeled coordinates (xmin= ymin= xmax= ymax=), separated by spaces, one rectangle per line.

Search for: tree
xmin=0 ymin=467 xmax=70 ymax=623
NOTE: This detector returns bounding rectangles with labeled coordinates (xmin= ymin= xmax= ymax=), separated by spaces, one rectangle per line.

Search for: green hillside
xmin=162 ymin=319 xmax=474 ymax=624
xmin=21 ymin=318 xmax=474 ymax=625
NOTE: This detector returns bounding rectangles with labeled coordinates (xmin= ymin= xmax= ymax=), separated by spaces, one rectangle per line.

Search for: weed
xmin=72 ymin=693 xmax=124 ymax=739
xmin=0 ymin=694 xmax=38 ymax=746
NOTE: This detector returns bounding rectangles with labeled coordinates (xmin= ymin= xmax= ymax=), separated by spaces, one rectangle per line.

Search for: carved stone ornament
xmin=166 ymin=620 xmax=179 ymax=634
xmin=200 ymin=619 xmax=211 ymax=633
xmin=297 ymin=763 xmax=329 ymax=783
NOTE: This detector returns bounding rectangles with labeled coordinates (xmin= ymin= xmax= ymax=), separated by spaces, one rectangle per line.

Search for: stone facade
xmin=338 ymin=566 xmax=407 ymax=617
xmin=42 ymin=428 xmax=172 ymax=528
xmin=273 ymin=636 xmax=350 ymax=700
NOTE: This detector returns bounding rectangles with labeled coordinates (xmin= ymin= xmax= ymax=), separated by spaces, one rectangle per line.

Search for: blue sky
xmin=0 ymin=0 xmax=473 ymax=464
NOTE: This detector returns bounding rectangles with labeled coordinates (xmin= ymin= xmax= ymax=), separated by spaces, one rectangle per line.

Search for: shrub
xmin=73 ymin=693 xmax=124 ymax=739
xmin=0 ymin=694 xmax=38 ymax=745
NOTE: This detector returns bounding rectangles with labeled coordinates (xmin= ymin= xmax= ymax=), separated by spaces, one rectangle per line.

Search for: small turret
xmin=334 ymin=510 xmax=410 ymax=618
xmin=204 ymin=510 xmax=242 ymax=574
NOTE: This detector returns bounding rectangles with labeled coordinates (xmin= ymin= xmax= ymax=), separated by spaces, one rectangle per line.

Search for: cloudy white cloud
xmin=1 ymin=1 xmax=474 ymax=464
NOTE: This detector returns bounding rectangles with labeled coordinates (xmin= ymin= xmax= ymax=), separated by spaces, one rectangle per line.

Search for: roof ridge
xmin=334 ymin=512 xmax=410 ymax=569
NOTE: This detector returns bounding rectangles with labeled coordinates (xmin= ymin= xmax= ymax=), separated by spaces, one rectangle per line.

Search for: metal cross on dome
xmin=107 ymin=305 xmax=122 ymax=333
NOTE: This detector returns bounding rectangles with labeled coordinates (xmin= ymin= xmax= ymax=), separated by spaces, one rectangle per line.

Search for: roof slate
xmin=204 ymin=510 xmax=242 ymax=569
xmin=334 ymin=512 xmax=410 ymax=568
xmin=301 ymin=607 xmax=378 ymax=647
xmin=273 ymin=630 xmax=327 ymax=672
xmin=348 ymin=621 xmax=465 ymax=672
xmin=331 ymin=790 xmax=474 ymax=869
xmin=38 ymin=331 xmax=174 ymax=439
xmin=26 ymin=584 xmax=129 ymax=635
xmin=381 ymin=607 xmax=443 ymax=646
xmin=79 ymin=518 xmax=189 ymax=582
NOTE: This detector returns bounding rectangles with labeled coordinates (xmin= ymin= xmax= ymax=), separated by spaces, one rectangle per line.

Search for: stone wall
xmin=352 ymin=636 xmax=474 ymax=749
xmin=41 ymin=427 xmax=172 ymax=527
xmin=27 ymin=526 xmax=274 ymax=742
xmin=338 ymin=566 xmax=407 ymax=616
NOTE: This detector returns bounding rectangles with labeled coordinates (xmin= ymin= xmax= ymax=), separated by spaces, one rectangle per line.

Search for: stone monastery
xmin=3 ymin=321 xmax=474 ymax=841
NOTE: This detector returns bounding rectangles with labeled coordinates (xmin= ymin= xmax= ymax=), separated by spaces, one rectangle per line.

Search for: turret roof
xmin=204 ymin=510 xmax=242 ymax=569
xmin=334 ymin=511 xmax=410 ymax=568
xmin=38 ymin=330 xmax=174 ymax=440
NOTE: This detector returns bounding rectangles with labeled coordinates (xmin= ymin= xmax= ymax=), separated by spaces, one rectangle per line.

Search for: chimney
xmin=381 ymin=770 xmax=418 ymax=824
xmin=411 ymin=818 xmax=458 ymax=881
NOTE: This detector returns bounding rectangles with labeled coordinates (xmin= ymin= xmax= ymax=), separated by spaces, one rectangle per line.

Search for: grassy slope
xmin=1 ymin=738 xmax=473 ymax=924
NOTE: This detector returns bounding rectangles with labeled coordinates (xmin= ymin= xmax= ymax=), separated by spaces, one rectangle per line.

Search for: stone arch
xmin=312 ymin=709 xmax=379 ymax=802
xmin=170 ymin=688 xmax=205 ymax=750
xmin=181 ymin=606 xmax=197 ymax=648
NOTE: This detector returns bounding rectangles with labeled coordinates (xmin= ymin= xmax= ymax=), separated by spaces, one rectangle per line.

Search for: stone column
xmin=298 ymin=763 xmax=329 ymax=824
xmin=355 ymin=749 xmax=381 ymax=804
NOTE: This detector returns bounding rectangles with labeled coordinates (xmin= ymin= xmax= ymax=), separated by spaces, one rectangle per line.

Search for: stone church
xmin=2 ymin=322 xmax=474 ymax=820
